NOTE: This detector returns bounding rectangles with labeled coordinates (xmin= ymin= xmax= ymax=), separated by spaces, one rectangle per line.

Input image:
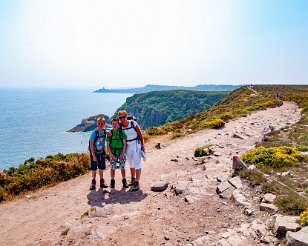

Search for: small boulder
xmin=286 ymin=226 xmax=308 ymax=246
xmin=184 ymin=195 xmax=198 ymax=204
xmin=228 ymin=176 xmax=242 ymax=189
xmin=216 ymin=181 xmax=232 ymax=194
xmin=247 ymin=165 xmax=256 ymax=171
xmin=151 ymin=181 xmax=168 ymax=192
xmin=275 ymin=215 xmax=302 ymax=237
xmin=232 ymin=190 xmax=251 ymax=207
xmin=282 ymin=171 xmax=291 ymax=177
xmin=262 ymin=193 xmax=276 ymax=204
xmin=172 ymin=181 xmax=189 ymax=195
xmin=89 ymin=205 xmax=113 ymax=218
xmin=259 ymin=203 xmax=278 ymax=214
xmin=219 ymin=187 xmax=236 ymax=199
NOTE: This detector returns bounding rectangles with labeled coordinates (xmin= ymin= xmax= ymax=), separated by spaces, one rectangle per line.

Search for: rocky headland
xmin=67 ymin=114 xmax=110 ymax=132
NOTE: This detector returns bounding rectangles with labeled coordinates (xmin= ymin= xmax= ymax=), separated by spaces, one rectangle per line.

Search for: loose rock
xmin=275 ymin=215 xmax=302 ymax=237
xmin=228 ymin=176 xmax=242 ymax=189
xmin=286 ymin=226 xmax=308 ymax=246
xmin=262 ymin=193 xmax=276 ymax=204
xmin=259 ymin=203 xmax=278 ymax=214
xmin=151 ymin=181 xmax=168 ymax=192
xmin=232 ymin=190 xmax=251 ymax=207
xmin=216 ymin=181 xmax=232 ymax=194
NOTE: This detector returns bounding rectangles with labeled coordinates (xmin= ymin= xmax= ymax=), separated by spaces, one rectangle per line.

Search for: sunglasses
xmin=119 ymin=116 xmax=126 ymax=119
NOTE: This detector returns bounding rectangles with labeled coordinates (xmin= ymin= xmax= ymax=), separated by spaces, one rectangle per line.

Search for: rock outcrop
xmin=67 ymin=114 xmax=110 ymax=132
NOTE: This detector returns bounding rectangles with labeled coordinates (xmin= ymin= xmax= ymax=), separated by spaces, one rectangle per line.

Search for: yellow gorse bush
xmin=241 ymin=146 xmax=304 ymax=169
xmin=297 ymin=208 xmax=308 ymax=226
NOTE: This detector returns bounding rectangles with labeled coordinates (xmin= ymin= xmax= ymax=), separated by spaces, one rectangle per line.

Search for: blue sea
xmin=0 ymin=89 xmax=131 ymax=171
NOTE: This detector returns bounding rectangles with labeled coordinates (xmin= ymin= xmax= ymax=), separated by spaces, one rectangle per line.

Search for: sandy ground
xmin=0 ymin=101 xmax=302 ymax=246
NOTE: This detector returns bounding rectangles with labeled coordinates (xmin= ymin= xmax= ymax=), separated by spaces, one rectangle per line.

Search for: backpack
xmin=124 ymin=120 xmax=140 ymax=143
xmin=88 ymin=129 xmax=106 ymax=154
xmin=109 ymin=127 xmax=124 ymax=148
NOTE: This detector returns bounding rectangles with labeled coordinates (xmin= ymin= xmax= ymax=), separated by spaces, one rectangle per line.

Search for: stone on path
xmin=228 ymin=176 xmax=242 ymax=189
xmin=172 ymin=181 xmax=189 ymax=195
xmin=89 ymin=205 xmax=114 ymax=218
xmin=151 ymin=181 xmax=168 ymax=192
xmin=185 ymin=195 xmax=198 ymax=204
xmin=286 ymin=226 xmax=308 ymax=246
xmin=217 ymin=181 xmax=232 ymax=194
xmin=259 ymin=203 xmax=278 ymax=214
xmin=219 ymin=186 xmax=236 ymax=199
xmin=262 ymin=193 xmax=276 ymax=204
xmin=232 ymin=190 xmax=251 ymax=207
xmin=275 ymin=215 xmax=302 ymax=237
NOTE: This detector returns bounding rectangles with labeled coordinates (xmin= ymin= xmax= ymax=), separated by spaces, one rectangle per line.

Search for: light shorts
xmin=126 ymin=141 xmax=142 ymax=170
xmin=109 ymin=155 xmax=126 ymax=170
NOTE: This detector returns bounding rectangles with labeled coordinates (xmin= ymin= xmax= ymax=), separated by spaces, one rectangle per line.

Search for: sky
xmin=0 ymin=0 xmax=307 ymax=89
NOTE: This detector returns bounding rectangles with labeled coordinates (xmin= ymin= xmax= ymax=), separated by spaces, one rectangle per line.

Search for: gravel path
xmin=0 ymin=101 xmax=301 ymax=246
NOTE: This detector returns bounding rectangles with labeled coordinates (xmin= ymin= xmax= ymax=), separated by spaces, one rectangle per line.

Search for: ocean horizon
xmin=0 ymin=88 xmax=131 ymax=171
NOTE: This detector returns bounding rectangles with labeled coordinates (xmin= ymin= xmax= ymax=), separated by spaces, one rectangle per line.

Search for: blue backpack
xmin=88 ymin=130 xmax=106 ymax=154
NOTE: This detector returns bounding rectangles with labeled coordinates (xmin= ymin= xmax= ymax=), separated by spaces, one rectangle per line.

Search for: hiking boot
xmin=89 ymin=179 xmax=96 ymax=190
xmin=122 ymin=178 xmax=128 ymax=188
xmin=131 ymin=181 xmax=140 ymax=191
xmin=110 ymin=179 xmax=115 ymax=188
xmin=128 ymin=177 xmax=136 ymax=186
xmin=100 ymin=179 xmax=108 ymax=188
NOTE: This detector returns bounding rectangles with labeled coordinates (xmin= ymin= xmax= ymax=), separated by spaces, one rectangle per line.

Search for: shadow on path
xmin=87 ymin=188 xmax=148 ymax=207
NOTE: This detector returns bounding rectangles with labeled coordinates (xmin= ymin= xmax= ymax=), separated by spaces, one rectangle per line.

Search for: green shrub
xmin=296 ymin=145 xmax=308 ymax=152
xmin=200 ymin=118 xmax=225 ymax=129
xmin=171 ymin=132 xmax=185 ymax=139
xmin=194 ymin=145 xmax=213 ymax=157
xmin=241 ymin=146 xmax=304 ymax=169
xmin=275 ymin=194 xmax=307 ymax=215
xmin=261 ymin=181 xmax=282 ymax=194
xmin=146 ymin=126 xmax=165 ymax=135
xmin=297 ymin=208 xmax=308 ymax=226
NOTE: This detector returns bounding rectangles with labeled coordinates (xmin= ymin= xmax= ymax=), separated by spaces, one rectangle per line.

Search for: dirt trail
xmin=0 ymin=102 xmax=302 ymax=246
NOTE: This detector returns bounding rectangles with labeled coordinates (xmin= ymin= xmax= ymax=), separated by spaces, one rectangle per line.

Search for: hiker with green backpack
xmin=106 ymin=117 xmax=128 ymax=188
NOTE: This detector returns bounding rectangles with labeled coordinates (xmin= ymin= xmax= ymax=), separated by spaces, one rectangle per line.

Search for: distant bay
xmin=0 ymin=88 xmax=131 ymax=170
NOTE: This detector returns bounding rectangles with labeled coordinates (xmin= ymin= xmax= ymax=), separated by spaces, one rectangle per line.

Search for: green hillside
xmin=116 ymin=90 xmax=229 ymax=129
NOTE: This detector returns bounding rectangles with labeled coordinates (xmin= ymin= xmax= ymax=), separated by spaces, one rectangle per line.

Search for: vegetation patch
xmin=171 ymin=132 xmax=185 ymax=139
xmin=0 ymin=153 xmax=89 ymax=203
xmin=200 ymin=118 xmax=225 ymax=129
xmin=275 ymin=193 xmax=307 ymax=215
xmin=241 ymin=146 xmax=304 ymax=169
xmin=194 ymin=145 xmax=213 ymax=157
xmin=297 ymin=208 xmax=308 ymax=226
